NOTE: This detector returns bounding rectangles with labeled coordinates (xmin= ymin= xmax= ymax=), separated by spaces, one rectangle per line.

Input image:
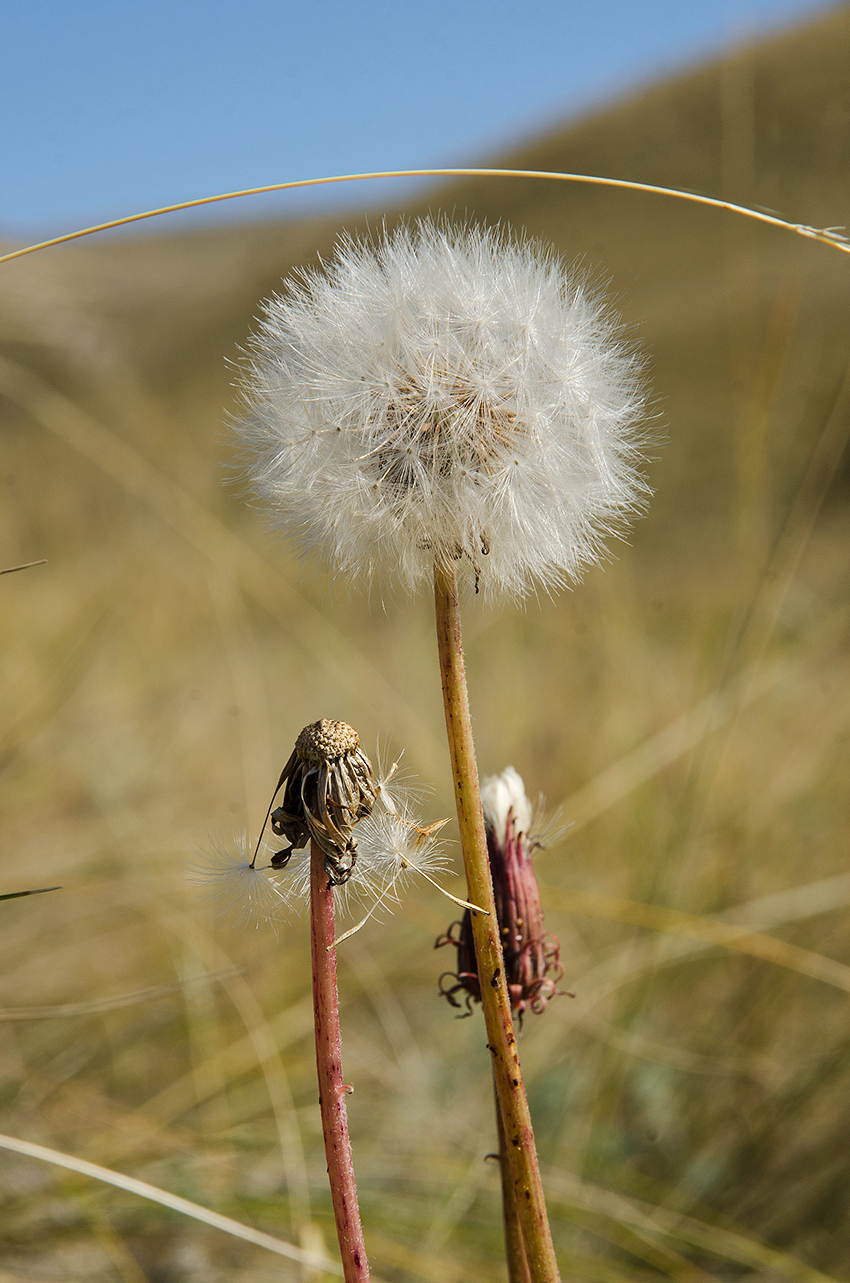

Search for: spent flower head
xmin=270 ymin=718 xmax=377 ymax=885
xmin=196 ymin=722 xmax=474 ymax=933
xmin=240 ymin=219 xmax=648 ymax=600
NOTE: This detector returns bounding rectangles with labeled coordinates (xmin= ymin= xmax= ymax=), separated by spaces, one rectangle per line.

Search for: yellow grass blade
xmin=0 ymin=973 xmax=235 ymax=1021
xmin=556 ymin=659 xmax=788 ymax=835
xmin=0 ymin=1133 xmax=342 ymax=1275
xmin=530 ymin=873 xmax=850 ymax=1081
xmin=543 ymin=887 xmax=850 ymax=994
xmin=0 ymin=559 xmax=47 ymax=575
xmin=165 ymin=915 xmax=312 ymax=1231
xmin=0 ymin=168 xmax=847 ymax=266
xmin=544 ymin=1170 xmax=842 ymax=1283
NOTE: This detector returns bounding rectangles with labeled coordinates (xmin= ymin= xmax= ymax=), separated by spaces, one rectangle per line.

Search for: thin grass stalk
xmin=0 ymin=887 xmax=60 ymax=901
xmin=495 ymin=1077 xmax=533 ymax=1283
xmin=0 ymin=1134 xmax=340 ymax=1274
xmin=0 ymin=559 xmax=47 ymax=575
xmin=433 ymin=559 xmax=560 ymax=1283
xmin=2 ymin=167 xmax=847 ymax=266
xmin=309 ymin=838 xmax=370 ymax=1282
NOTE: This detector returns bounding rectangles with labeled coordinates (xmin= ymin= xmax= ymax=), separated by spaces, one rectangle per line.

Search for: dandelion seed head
xmin=240 ymin=219 xmax=648 ymax=601
xmin=191 ymin=837 xmax=291 ymax=933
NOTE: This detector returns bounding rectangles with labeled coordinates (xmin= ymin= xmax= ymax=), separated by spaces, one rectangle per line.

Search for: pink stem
xmin=310 ymin=840 xmax=370 ymax=1282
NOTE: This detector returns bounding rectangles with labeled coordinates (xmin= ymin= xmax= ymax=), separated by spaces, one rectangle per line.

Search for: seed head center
xmin=296 ymin=719 xmax=360 ymax=764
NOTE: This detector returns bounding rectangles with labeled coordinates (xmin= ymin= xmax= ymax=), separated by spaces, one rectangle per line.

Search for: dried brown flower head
xmin=270 ymin=719 xmax=378 ymax=885
xmin=437 ymin=767 xmax=562 ymax=1020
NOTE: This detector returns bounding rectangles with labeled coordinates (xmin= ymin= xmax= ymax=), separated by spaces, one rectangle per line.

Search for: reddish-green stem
xmin=309 ymin=840 xmax=370 ymax=1282
xmin=434 ymin=560 xmax=560 ymax=1283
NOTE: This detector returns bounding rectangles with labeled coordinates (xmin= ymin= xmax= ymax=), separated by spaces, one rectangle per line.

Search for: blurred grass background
xmin=2 ymin=6 xmax=850 ymax=1280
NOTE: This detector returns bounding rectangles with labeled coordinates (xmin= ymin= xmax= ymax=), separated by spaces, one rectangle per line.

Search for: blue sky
xmin=1 ymin=0 xmax=837 ymax=237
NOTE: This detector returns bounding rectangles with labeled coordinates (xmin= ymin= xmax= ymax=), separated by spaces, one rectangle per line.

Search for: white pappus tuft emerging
xmin=481 ymin=765 xmax=534 ymax=840
xmin=240 ymin=219 xmax=649 ymax=601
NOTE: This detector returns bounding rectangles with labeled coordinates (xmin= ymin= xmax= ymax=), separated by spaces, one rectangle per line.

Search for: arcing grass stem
xmin=434 ymin=559 xmax=560 ymax=1282
xmin=309 ymin=836 xmax=370 ymax=1282
xmin=2 ymin=167 xmax=848 ymax=266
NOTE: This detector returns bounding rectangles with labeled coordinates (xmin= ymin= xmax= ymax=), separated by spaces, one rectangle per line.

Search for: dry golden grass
xmin=2 ymin=7 xmax=850 ymax=1280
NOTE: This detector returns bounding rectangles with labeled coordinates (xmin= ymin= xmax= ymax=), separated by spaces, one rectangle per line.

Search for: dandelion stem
xmin=495 ymin=1077 xmax=533 ymax=1283
xmin=309 ymin=839 xmax=370 ymax=1282
xmin=433 ymin=560 xmax=560 ymax=1283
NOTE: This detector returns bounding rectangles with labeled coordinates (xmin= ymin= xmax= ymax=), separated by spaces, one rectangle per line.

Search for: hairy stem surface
xmin=433 ymin=560 xmax=560 ymax=1283
xmin=310 ymin=840 xmax=370 ymax=1282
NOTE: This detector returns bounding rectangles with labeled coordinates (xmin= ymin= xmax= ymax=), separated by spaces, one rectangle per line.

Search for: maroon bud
xmin=437 ymin=768 xmax=563 ymax=1020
